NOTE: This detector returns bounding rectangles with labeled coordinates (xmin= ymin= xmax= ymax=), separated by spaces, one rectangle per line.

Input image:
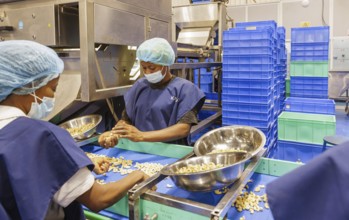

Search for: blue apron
xmin=266 ymin=141 xmax=349 ymax=220
xmin=125 ymin=77 xmax=205 ymax=132
xmin=0 ymin=117 xmax=93 ymax=220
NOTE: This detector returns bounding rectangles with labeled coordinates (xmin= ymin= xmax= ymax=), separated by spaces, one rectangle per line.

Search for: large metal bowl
xmin=59 ymin=114 xmax=102 ymax=140
xmin=194 ymin=125 xmax=266 ymax=157
xmin=160 ymin=152 xmax=250 ymax=191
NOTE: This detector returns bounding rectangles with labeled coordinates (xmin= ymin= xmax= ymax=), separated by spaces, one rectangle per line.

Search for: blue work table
xmin=82 ymin=140 xmax=301 ymax=220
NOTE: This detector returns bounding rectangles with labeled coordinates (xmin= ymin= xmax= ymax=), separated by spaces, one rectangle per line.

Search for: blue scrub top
xmin=0 ymin=117 xmax=93 ymax=220
xmin=266 ymin=141 xmax=349 ymax=220
xmin=125 ymin=77 xmax=205 ymax=132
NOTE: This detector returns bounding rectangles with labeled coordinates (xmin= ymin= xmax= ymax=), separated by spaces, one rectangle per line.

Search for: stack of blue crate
xmin=290 ymin=26 xmax=329 ymax=98
xmin=271 ymin=97 xmax=336 ymax=163
xmin=271 ymin=26 xmax=334 ymax=163
xmin=194 ymin=68 xmax=213 ymax=93
xmin=222 ymin=20 xmax=283 ymax=153
xmin=193 ymin=58 xmax=219 ymax=101
xmin=277 ymin=27 xmax=287 ymax=113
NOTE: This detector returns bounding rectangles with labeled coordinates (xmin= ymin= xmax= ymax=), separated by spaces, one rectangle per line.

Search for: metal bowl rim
xmin=58 ymin=114 xmax=102 ymax=138
xmin=160 ymin=152 xmax=252 ymax=176
xmin=193 ymin=125 xmax=266 ymax=157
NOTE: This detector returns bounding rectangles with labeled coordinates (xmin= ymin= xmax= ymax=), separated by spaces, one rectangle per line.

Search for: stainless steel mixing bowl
xmin=194 ymin=125 xmax=266 ymax=157
xmin=59 ymin=114 xmax=102 ymax=140
xmin=160 ymin=152 xmax=250 ymax=191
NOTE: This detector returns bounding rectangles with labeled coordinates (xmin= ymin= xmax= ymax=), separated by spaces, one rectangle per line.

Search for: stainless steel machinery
xmin=0 ymin=0 xmax=172 ymax=112
xmin=172 ymin=0 xmax=229 ymax=140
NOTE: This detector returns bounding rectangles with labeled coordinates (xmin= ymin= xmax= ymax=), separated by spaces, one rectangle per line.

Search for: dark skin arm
xmin=76 ymin=170 xmax=148 ymax=212
xmin=112 ymin=121 xmax=190 ymax=142
xmin=89 ymin=157 xmax=110 ymax=174
xmin=98 ymin=120 xmax=127 ymax=148
xmin=98 ymin=120 xmax=191 ymax=147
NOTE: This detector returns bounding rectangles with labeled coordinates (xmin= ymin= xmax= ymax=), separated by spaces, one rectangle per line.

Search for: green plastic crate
xmin=286 ymin=77 xmax=290 ymax=97
xmin=290 ymin=61 xmax=328 ymax=77
xmin=278 ymin=112 xmax=336 ymax=144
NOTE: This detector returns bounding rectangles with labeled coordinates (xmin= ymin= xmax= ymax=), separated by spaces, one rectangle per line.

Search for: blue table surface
xmin=82 ymin=145 xmax=277 ymax=220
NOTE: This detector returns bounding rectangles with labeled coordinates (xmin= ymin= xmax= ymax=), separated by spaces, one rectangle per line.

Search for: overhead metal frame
xmin=78 ymin=0 xmax=172 ymax=101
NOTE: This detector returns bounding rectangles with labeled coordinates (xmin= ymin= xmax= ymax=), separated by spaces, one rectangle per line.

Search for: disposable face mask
xmin=144 ymin=66 xmax=166 ymax=84
xmin=27 ymin=93 xmax=55 ymax=120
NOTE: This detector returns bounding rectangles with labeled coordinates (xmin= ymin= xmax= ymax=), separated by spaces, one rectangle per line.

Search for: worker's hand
xmin=132 ymin=170 xmax=157 ymax=191
xmin=112 ymin=121 xmax=145 ymax=142
xmin=91 ymin=157 xmax=110 ymax=175
xmin=98 ymin=131 xmax=119 ymax=148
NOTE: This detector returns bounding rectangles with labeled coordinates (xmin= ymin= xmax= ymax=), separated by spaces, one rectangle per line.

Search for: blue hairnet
xmin=0 ymin=40 xmax=64 ymax=102
xmin=136 ymin=38 xmax=175 ymax=66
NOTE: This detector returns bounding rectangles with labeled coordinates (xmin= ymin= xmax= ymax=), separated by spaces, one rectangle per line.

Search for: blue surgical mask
xmin=27 ymin=93 xmax=55 ymax=120
xmin=144 ymin=66 xmax=166 ymax=84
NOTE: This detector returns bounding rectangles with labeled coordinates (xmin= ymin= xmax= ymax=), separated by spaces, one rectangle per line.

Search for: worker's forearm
xmin=141 ymin=123 xmax=190 ymax=142
xmin=78 ymin=170 xmax=144 ymax=212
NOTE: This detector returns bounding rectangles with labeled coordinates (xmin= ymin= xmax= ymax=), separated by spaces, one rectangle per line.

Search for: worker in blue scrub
xmin=99 ymin=37 xmax=206 ymax=148
xmin=266 ymin=141 xmax=349 ymax=220
xmin=0 ymin=40 xmax=150 ymax=220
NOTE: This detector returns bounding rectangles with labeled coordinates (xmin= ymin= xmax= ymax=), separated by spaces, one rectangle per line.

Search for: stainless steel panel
xmin=149 ymin=18 xmax=170 ymax=39
xmin=56 ymin=4 xmax=79 ymax=47
xmin=177 ymin=27 xmax=211 ymax=46
xmin=94 ymin=4 xmax=145 ymax=46
xmin=0 ymin=4 xmax=56 ymax=45
xmin=94 ymin=45 xmax=136 ymax=88
xmin=173 ymin=3 xmax=219 ymax=29
xmin=116 ymin=0 xmax=171 ymax=15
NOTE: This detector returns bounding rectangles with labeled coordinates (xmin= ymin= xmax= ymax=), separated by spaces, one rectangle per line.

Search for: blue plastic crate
xmin=222 ymin=93 xmax=273 ymax=104
xmin=194 ymin=68 xmax=207 ymax=74
xmin=222 ymin=78 xmax=272 ymax=89
xmin=198 ymin=83 xmax=212 ymax=92
xmin=222 ymin=117 xmax=272 ymax=128
xmin=222 ymin=87 xmax=272 ymax=96
xmin=274 ymin=96 xmax=280 ymax=113
xmin=291 ymin=42 xmax=329 ymax=51
xmin=291 ymin=26 xmax=329 ymax=44
xmin=198 ymin=110 xmax=216 ymax=120
xmin=236 ymin=20 xmax=277 ymax=29
xmin=284 ymin=97 xmax=335 ymax=115
xmin=270 ymin=140 xmax=323 ymax=163
xmin=290 ymin=78 xmax=328 ymax=93
xmin=222 ymin=70 xmax=273 ymax=79
xmin=223 ymin=46 xmax=274 ymax=56
xmin=224 ymin=39 xmax=275 ymax=48
xmin=194 ymin=73 xmax=213 ymax=84
xmin=192 ymin=0 xmax=210 ymax=2
xmin=291 ymin=50 xmax=328 ymax=61
xmin=290 ymin=89 xmax=328 ymax=99
xmin=290 ymin=76 xmax=328 ymax=85
xmin=223 ymin=27 xmax=274 ymax=41
xmin=259 ymin=125 xmax=273 ymax=139
xmin=223 ymin=63 xmax=274 ymax=72
xmin=277 ymin=26 xmax=286 ymax=33
xmin=235 ymin=20 xmax=277 ymax=38
xmin=291 ymin=83 xmax=328 ymax=90
xmin=291 ymin=54 xmax=329 ymax=61
xmin=264 ymin=132 xmax=275 ymax=151
xmin=223 ymin=55 xmax=275 ymax=65
xmin=222 ymin=109 xmax=273 ymax=121
xmin=222 ymin=101 xmax=273 ymax=113
xmin=205 ymin=92 xmax=218 ymax=100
